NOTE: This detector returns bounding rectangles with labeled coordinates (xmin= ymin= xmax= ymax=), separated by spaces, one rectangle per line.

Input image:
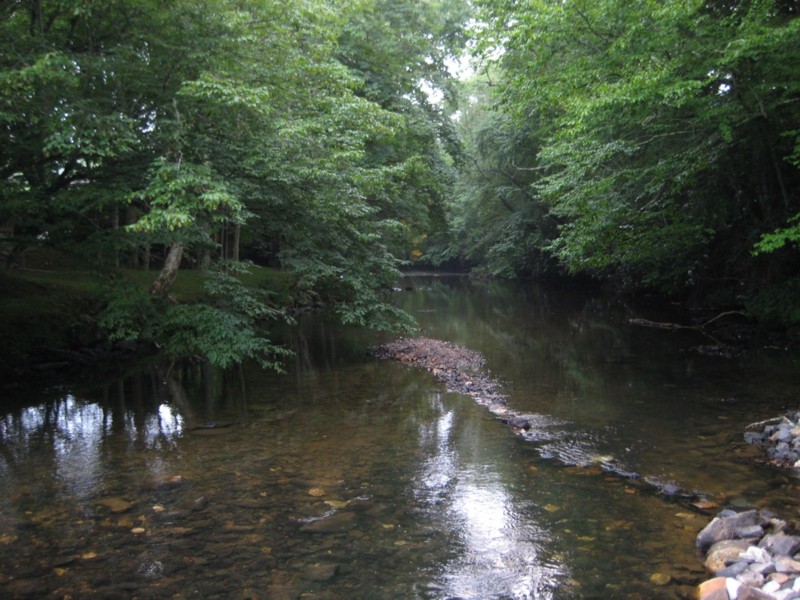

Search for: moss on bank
xmin=0 ymin=266 xmax=296 ymax=375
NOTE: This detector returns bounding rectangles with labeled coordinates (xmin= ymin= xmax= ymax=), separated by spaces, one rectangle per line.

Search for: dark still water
xmin=1 ymin=275 xmax=799 ymax=599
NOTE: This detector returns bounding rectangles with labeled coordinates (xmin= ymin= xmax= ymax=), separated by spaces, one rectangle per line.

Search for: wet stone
xmin=775 ymin=556 xmax=800 ymax=574
xmin=96 ymin=497 xmax=134 ymax=513
xmin=718 ymin=561 xmax=749 ymax=578
xmin=738 ymin=570 xmax=766 ymax=589
xmin=751 ymin=563 xmax=777 ymax=578
xmin=771 ymin=426 xmax=794 ymax=443
xmin=697 ymin=577 xmax=729 ymax=600
xmin=759 ymin=533 xmax=800 ymax=557
xmin=740 ymin=546 xmax=772 ymax=564
xmin=745 ymin=431 xmax=766 ymax=444
xmin=305 ymin=562 xmax=339 ymax=582
xmin=736 ymin=586 xmax=774 ymax=599
xmin=697 ymin=510 xmax=762 ymax=552
xmin=650 ymin=572 xmax=671 ymax=586
xmin=768 ymin=572 xmax=791 ymax=586
xmin=705 ymin=540 xmax=753 ymax=573
xmin=299 ymin=511 xmax=357 ymax=533
xmin=737 ymin=525 xmax=766 ymax=539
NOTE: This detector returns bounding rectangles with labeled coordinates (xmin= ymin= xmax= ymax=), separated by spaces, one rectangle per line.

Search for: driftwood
xmin=744 ymin=416 xmax=785 ymax=433
xmin=629 ymin=310 xmax=746 ymax=331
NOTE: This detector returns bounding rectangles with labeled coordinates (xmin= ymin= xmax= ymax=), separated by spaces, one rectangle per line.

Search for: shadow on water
xmin=0 ymin=275 xmax=798 ymax=598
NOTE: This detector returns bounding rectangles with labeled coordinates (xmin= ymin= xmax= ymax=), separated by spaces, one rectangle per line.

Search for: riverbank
xmin=0 ymin=266 xmax=295 ymax=378
xmin=696 ymin=506 xmax=800 ymax=599
xmin=690 ymin=415 xmax=800 ymax=598
xmin=745 ymin=412 xmax=800 ymax=471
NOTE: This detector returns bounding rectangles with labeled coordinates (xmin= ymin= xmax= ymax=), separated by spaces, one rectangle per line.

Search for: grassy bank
xmin=0 ymin=265 xmax=296 ymax=375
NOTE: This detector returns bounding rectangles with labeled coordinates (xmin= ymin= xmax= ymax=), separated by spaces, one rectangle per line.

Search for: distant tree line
xmin=441 ymin=0 xmax=800 ymax=326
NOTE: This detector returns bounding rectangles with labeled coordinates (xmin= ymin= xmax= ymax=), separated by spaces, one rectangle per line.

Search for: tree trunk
xmin=112 ymin=208 xmax=120 ymax=268
xmin=233 ymin=223 xmax=240 ymax=262
xmin=220 ymin=225 xmax=226 ymax=260
xmin=149 ymin=241 xmax=184 ymax=298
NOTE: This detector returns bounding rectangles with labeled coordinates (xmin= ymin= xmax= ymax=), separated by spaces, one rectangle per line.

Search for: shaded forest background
xmin=1 ymin=0 xmax=799 ymax=370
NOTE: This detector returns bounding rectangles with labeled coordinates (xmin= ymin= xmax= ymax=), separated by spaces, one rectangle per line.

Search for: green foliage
xmin=745 ymin=277 xmax=800 ymax=327
xmin=100 ymin=282 xmax=160 ymax=343
xmin=443 ymin=80 xmax=557 ymax=277
xmin=129 ymin=159 xmax=246 ymax=240
xmin=462 ymin=0 xmax=800 ymax=320
xmin=101 ymin=262 xmax=292 ymax=369
xmin=754 ymin=214 xmax=800 ymax=254
xmin=335 ymin=0 xmax=467 ymax=263
xmin=1 ymin=0 xmax=470 ymax=365
xmin=152 ymin=303 xmax=289 ymax=370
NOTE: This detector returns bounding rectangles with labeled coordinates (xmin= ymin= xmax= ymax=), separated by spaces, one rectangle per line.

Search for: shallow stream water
xmin=1 ymin=275 xmax=799 ymax=599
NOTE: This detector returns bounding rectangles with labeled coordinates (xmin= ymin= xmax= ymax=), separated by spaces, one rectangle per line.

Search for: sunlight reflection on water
xmin=2 ymin=276 xmax=799 ymax=598
xmin=414 ymin=393 xmax=566 ymax=599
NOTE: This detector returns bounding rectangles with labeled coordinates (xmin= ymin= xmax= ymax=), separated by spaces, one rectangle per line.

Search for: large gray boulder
xmin=697 ymin=510 xmax=765 ymax=553
xmin=758 ymin=533 xmax=800 ymax=557
xmin=705 ymin=540 xmax=753 ymax=574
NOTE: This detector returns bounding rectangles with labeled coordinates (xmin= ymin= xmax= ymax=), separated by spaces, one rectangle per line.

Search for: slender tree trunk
xmin=112 ymin=208 xmax=120 ymax=268
xmin=221 ymin=227 xmax=227 ymax=261
xmin=233 ymin=223 xmax=240 ymax=262
xmin=149 ymin=241 xmax=184 ymax=298
xmin=767 ymin=143 xmax=790 ymax=212
xmin=143 ymin=244 xmax=150 ymax=272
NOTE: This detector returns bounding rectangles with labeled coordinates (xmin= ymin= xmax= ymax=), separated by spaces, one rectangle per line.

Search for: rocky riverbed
xmin=692 ymin=412 xmax=800 ymax=600
xmin=372 ymin=337 xmax=702 ymax=497
xmin=373 ymin=336 xmax=800 ymax=600
xmin=370 ymin=337 xmax=510 ymax=415
xmin=696 ymin=509 xmax=800 ymax=600
xmin=744 ymin=412 xmax=800 ymax=471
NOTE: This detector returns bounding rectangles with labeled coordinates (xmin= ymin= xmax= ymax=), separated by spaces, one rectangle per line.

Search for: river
xmin=1 ymin=274 xmax=798 ymax=599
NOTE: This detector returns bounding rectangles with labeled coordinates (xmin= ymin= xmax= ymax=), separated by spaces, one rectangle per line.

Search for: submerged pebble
xmin=650 ymin=572 xmax=671 ymax=586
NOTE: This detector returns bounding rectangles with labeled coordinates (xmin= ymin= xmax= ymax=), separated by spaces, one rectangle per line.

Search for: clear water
xmin=1 ymin=275 xmax=798 ymax=599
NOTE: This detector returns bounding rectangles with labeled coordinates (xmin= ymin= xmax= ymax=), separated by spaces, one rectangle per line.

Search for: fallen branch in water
xmin=629 ymin=310 xmax=746 ymax=331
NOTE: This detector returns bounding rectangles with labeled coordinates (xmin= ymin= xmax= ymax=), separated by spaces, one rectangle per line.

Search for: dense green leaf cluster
xmin=101 ymin=261 xmax=291 ymax=369
xmin=455 ymin=0 xmax=800 ymax=322
xmin=1 ymin=0 xmax=467 ymax=366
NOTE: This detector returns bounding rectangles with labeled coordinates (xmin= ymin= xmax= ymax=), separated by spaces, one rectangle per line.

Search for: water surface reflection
xmin=1 ymin=276 xmax=798 ymax=599
xmin=413 ymin=394 xmax=566 ymax=598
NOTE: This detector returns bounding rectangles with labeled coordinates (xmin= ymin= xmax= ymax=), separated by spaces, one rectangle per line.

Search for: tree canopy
xmin=1 ymin=0 xmax=468 ymax=366
xmin=2 ymin=0 xmax=799 ymax=370
xmin=455 ymin=0 xmax=800 ymax=324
